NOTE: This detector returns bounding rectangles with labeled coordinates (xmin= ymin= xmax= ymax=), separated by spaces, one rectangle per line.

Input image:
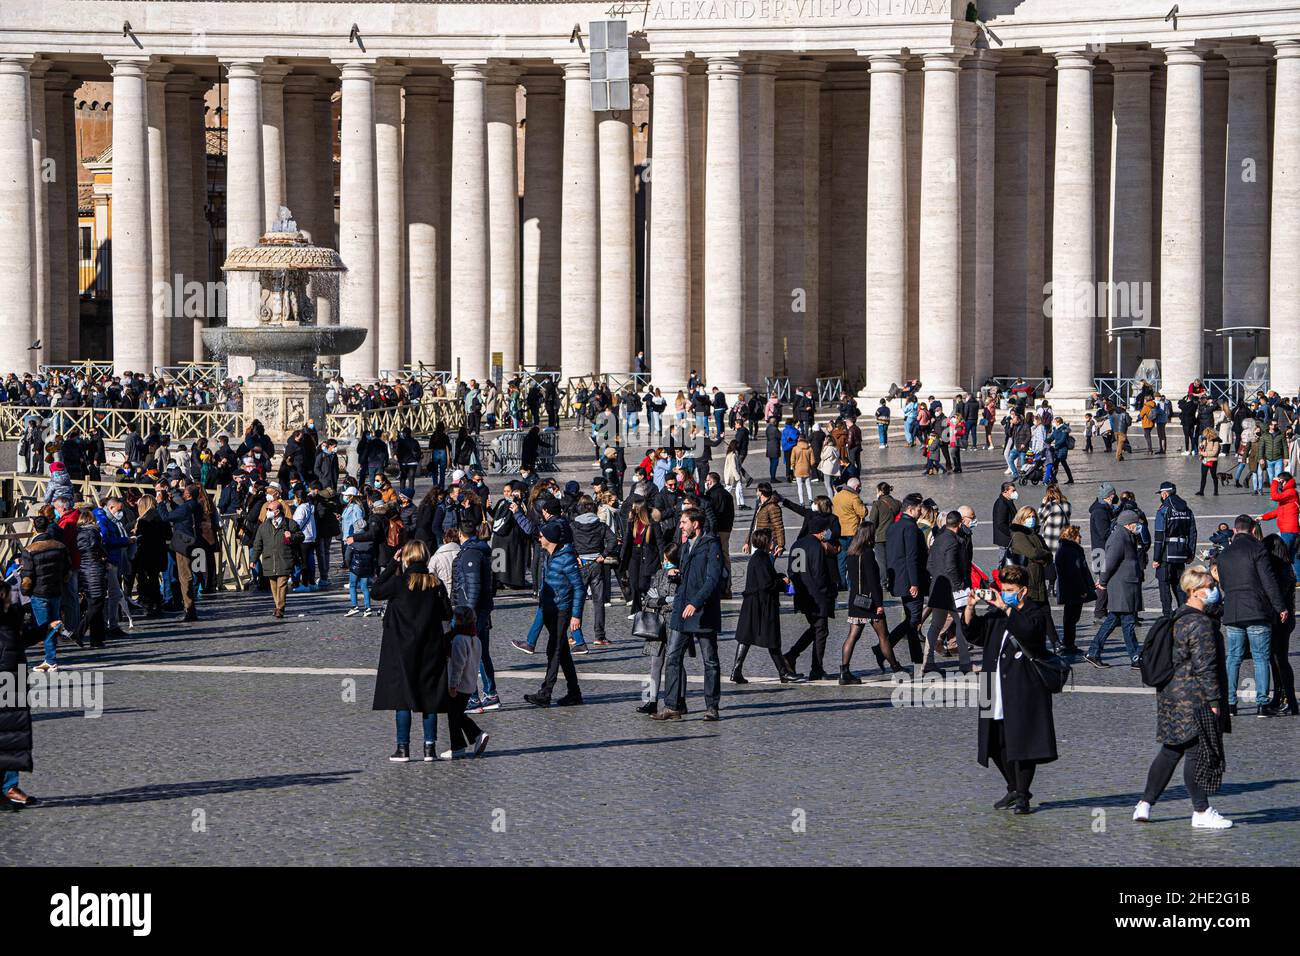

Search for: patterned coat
xmin=1157 ymin=608 xmax=1229 ymax=745
xmin=1036 ymin=499 xmax=1072 ymax=554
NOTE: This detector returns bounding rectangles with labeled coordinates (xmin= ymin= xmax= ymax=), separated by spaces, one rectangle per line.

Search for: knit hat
xmin=808 ymin=514 xmax=832 ymax=535
xmin=1098 ymin=481 xmax=1116 ymax=500
xmin=1116 ymin=509 xmax=1141 ymax=527
xmin=49 ymin=461 xmax=64 ymax=473
xmin=540 ymin=520 xmax=569 ymax=544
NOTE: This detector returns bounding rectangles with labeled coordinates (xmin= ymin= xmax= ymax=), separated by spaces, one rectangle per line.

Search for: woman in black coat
xmin=133 ymin=496 xmax=172 ymax=616
xmin=0 ymin=596 xmax=47 ymax=809
xmin=1263 ymin=533 xmax=1299 ymax=715
xmin=371 ymin=540 xmax=453 ymax=762
xmin=963 ymin=564 xmax=1057 ymax=814
xmin=730 ymin=528 xmax=799 ymax=683
xmin=841 ymin=523 xmax=901 ymax=677
xmin=1053 ymin=525 xmax=1095 ymax=655
xmin=75 ymin=509 xmax=109 ymax=648
xmin=619 ymin=503 xmax=662 ymax=613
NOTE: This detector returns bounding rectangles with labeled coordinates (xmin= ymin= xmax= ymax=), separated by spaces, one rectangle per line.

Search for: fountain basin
xmin=202 ymin=325 xmax=368 ymax=378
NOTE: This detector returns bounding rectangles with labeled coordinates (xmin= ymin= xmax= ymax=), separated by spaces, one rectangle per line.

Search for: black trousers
xmin=1142 ymin=738 xmax=1209 ymax=812
xmin=1198 ymin=462 xmax=1219 ymax=495
xmin=538 ymin=607 xmax=579 ymax=700
xmin=987 ymin=719 xmax=1037 ymax=798
xmin=1157 ymin=562 xmax=1186 ymax=617
xmin=888 ymin=597 xmax=926 ymax=664
xmin=788 ymin=612 xmax=829 ymax=674
xmin=1061 ymin=601 xmax=1083 ymax=650
xmin=580 ymin=561 xmax=608 ymax=641
xmin=1271 ymin=622 xmax=1297 ymax=707
xmin=448 ymin=695 xmax=484 ymax=752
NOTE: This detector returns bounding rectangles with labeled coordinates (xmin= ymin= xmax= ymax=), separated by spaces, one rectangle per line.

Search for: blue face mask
xmin=1204 ymin=587 xmax=1222 ymax=605
xmin=1024 ymin=516 xmax=1036 ymax=529
xmin=662 ymin=561 xmax=675 ymax=571
xmin=1001 ymin=591 xmax=1021 ymax=608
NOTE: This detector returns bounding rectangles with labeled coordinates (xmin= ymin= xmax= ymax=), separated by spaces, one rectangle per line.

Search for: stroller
xmin=1017 ymin=449 xmax=1047 ymax=486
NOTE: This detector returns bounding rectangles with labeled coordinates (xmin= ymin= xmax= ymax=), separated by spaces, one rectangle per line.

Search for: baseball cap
xmin=1158 ymin=481 xmax=1176 ymax=495
xmin=342 ymin=486 xmax=360 ymax=498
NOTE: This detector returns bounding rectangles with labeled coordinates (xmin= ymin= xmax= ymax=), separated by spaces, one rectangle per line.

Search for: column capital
xmin=446 ymin=61 xmax=488 ymax=82
xmin=921 ymin=51 xmax=965 ymax=72
xmin=334 ymin=59 xmax=379 ymax=81
xmin=560 ymin=60 xmax=590 ymax=80
xmin=402 ymin=73 xmax=442 ymax=95
xmin=374 ymin=64 xmax=409 ymax=86
xmin=1275 ymin=39 xmax=1300 ymax=60
xmin=959 ymin=49 xmax=1001 ymax=72
xmin=741 ymin=55 xmax=781 ymax=76
xmin=1218 ymin=43 xmax=1273 ymax=69
xmin=645 ymin=54 xmax=689 ymax=77
xmin=0 ymin=54 xmax=36 ymax=74
xmin=144 ymin=61 xmax=174 ymax=82
xmin=106 ymin=56 xmax=152 ymax=77
xmin=1052 ymin=50 xmax=1095 ymax=71
xmin=28 ymin=58 xmax=52 ymax=81
xmin=1104 ymin=49 xmax=1157 ymax=72
xmin=260 ymin=62 xmax=293 ymax=84
xmin=997 ymin=53 xmax=1054 ymax=78
xmin=705 ymin=55 xmax=744 ymax=79
xmin=221 ymin=59 xmax=264 ymax=81
xmin=865 ymin=53 xmax=907 ymax=74
xmin=1161 ymin=46 xmax=1205 ymax=67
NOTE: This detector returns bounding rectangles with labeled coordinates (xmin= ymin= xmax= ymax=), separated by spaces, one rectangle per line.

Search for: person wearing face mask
xmin=1084 ymin=510 xmax=1145 ymax=668
xmin=991 ymin=483 xmax=1019 ymax=551
xmin=963 ymin=564 xmax=1057 ymax=815
xmin=1133 ymin=566 xmax=1234 ymax=828
xmin=250 ymin=506 xmax=304 ymax=619
xmin=1007 ymin=506 xmax=1053 ymax=610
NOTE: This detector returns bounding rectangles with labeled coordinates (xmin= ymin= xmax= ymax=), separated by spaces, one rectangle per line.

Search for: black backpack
xmin=1139 ymin=608 xmax=1190 ymax=689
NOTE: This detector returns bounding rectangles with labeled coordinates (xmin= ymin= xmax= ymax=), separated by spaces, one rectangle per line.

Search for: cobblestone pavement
xmin=3 ymin=433 xmax=1297 ymax=865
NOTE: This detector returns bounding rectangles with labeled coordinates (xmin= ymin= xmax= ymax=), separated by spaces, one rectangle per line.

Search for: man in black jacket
xmin=570 ymin=498 xmax=617 ymax=648
xmin=764 ymin=417 xmax=782 ymax=482
xmin=1152 ymin=480 xmax=1197 ymax=616
xmin=1218 ymin=515 xmax=1287 ymax=715
xmin=992 ymin=483 xmax=1018 ymax=549
xmin=703 ymin=473 xmax=737 ymax=598
xmin=925 ymin=511 xmax=973 ymax=673
xmin=784 ymin=514 xmax=838 ymax=682
xmin=20 ymin=515 xmax=72 ymax=668
xmin=885 ymin=493 xmax=929 ymax=666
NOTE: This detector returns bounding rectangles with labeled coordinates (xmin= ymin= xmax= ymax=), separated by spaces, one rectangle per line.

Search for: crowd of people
xmin=0 ymin=367 xmax=1295 ymax=830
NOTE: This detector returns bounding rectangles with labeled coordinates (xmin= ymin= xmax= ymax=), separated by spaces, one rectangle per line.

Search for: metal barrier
xmin=155 ymin=362 xmax=227 ymax=390
xmin=477 ymin=429 xmax=560 ymax=475
xmin=0 ymin=472 xmax=249 ymax=591
xmin=815 ymin=377 xmax=845 ymax=406
xmin=378 ymin=366 xmax=455 ymax=392
xmin=38 ymin=360 xmax=116 ymax=382
xmin=990 ymin=376 xmax=1052 ymax=400
xmin=324 ymin=397 xmax=466 ymax=440
xmin=0 ymin=406 xmax=248 ymax=442
xmin=764 ymin=377 xmax=791 ymax=402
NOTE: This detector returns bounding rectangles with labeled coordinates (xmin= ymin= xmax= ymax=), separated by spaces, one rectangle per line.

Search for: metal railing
xmin=378 ymin=366 xmax=455 ymax=391
xmin=764 ymin=376 xmax=791 ymax=402
xmin=0 ymin=473 xmax=249 ymax=591
xmin=38 ymin=360 xmax=116 ymax=382
xmin=324 ymin=397 xmax=466 ymax=440
xmin=0 ymin=406 xmax=248 ymax=442
xmin=815 ymin=377 xmax=845 ymax=406
xmin=155 ymin=362 xmax=227 ymax=390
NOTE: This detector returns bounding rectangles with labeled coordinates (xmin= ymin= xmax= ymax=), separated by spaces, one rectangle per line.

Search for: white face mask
xmin=271 ymin=516 xmax=283 ymax=528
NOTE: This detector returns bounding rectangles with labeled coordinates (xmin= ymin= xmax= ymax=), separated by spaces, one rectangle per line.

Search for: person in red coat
xmin=1260 ymin=473 xmax=1300 ymax=578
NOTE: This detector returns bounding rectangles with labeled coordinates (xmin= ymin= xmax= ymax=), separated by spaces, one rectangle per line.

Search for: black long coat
xmin=789 ymin=533 xmax=837 ymax=618
xmin=490 ymin=500 xmax=531 ymax=590
xmin=0 ymin=606 xmax=37 ymax=771
xmin=972 ymin=601 xmax=1058 ymax=766
xmin=735 ymin=549 xmax=783 ymax=649
xmin=1054 ymin=538 xmax=1096 ymax=606
xmin=927 ymin=526 xmax=969 ymax=612
xmin=371 ymin=563 xmax=454 ymax=714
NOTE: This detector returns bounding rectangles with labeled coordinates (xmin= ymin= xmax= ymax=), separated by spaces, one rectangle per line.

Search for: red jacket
xmin=1261 ymin=478 xmax=1299 ymax=534
xmin=57 ymin=510 xmax=82 ymax=569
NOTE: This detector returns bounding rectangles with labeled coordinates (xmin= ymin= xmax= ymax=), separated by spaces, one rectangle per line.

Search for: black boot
xmin=730 ymin=644 xmax=749 ymax=684
xmin=839 ymin=665 xmax=862 ymax=685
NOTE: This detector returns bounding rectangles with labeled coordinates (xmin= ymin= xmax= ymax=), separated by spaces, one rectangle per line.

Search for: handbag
xmin=849 ymin=555 xmax=873 ymax=615
xmin=1003 ymin=627 xmax=1071 ymax=693
xmin=631 ymin=609 xmax=666 ymax=641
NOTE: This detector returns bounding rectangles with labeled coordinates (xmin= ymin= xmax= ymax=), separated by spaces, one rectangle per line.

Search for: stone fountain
xmin=203 ymin=207 xmax=366 ymax=442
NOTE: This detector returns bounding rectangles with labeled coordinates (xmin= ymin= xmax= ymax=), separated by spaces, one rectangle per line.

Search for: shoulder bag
xmin=1003 ymin=626 xmax=1071 ymax=694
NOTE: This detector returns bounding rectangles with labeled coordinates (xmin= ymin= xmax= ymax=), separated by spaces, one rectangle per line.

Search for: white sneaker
xmin=1191 ymin=807 xmax=1233 ymax=829
xmin=1004 ymin=468 xmax=1013 ymax=475
xmin=472 ymin=732 xmax=490 ymax=757
xmin=1133 ymin=800 xmax=1151 ymax=822
xmin=439 ymin=748 xmax=468 ymax=760
xmin=345 ymin=607 xmax=362 ymax=617
xmin=32 ymin=661 xmax=54 ymax=673
xmin=1181 ymin=450 xmax=1192 ymax=456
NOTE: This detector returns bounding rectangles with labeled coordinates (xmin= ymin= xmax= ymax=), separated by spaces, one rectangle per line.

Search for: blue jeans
xmin=714 ymin=409 xmax=725 ymax=435
xmin=877 ymin=424 xmax=888 ymax=446
xmin=430 ymin=450 xmax=447 ymax=488
xmin=1006 ymin=446 xmax=1026 ymax=477
xmin=30 ymin=595 xmax=61 ymax=665
xmin=525 ymin=606 xmax=544 ymax=648
xmin=395 ymin=710 xmax=437 ymax=746
xmin=477 ymin=612 xmax=496 ymax=698
xmin=1088 ymin=612 xmax=1139 ymax=661
xmin=2 ymin=769 xmax=17 ymax=794
xmin=903 ymin=420 xmax=917 ymax=444
xmin=648 ymin=410 xmax=662 ymax=436
xmin=663 ymin=628 xmax=721 ymax=711
xmin=626 ymin=411 xmax=639 ymax=435
xmin=60 ymin=572 xmax=80 ymax=639
xmin=1279 ymin=532 xmax=1300 ymax=584
xmin=1225 ymin=624 xmax=1271 ymax=705
xmin=348 ymin=572 xmax=371 ymax=609
xmin=695 ymin=412 xmax=709 ymax=435
xmin=1267 ymin=458 xmax=1285 ymax=482
xmin=838 ymin=536 xmax=851 ymax=582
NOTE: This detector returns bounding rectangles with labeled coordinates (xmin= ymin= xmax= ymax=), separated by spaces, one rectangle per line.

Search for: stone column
xmin=773 ymin=62 xmax=822 ymax=383
xmin=1049 ymin=51 xmax=1096 ymax=404
xmin=598 ymin=107 xmax=635 ymax=375
xmin=436 ymin=81 xmax=453 ymax=368
xmin=647 ymin=57 xmax=690 ymax=390
xmin=403 ymin=74 xmax=440 ymax=369
xmin=261 ymin=64 xmax=290 ymax=228
xmin=1106 ymin=52 xmax=1154 ymax=374
xmin=863 ymin=54 xmax=907 ymax=397
xmin=108 ymin=57 xmax=153 ymax=373
xmin=918 ymin=53 xmax=963 ymax=396
xmin=828 ymin=70 xmax=869 ymax=389
xmin=0 ymin=58 xmax=36 ymax=372
xmin=486 ymin=68 xmax=521 ymax=378
xmin=960 ymin=52 xmax=997 ymax=389
xmin=374 ymin=66 xmax=408 ymax=375
xmin=702 ymin=55 xmax=745 ymax=392
xmin=165 ymin=73 xmax=195 ymax=364
xmin=993 ymin=56 xmax=1049 ymax=376
xmin=223 ymin=60 xmax=265 ymax=378
xmin=338 ymin=61 xmax=379 ymax=380
xmin=742 ymin=58 xmax=776 ymax=386
xmin=63 ymin=81 xmax=80 ymax=360
xmin=1159 ymin=47 xmax=1205 ymax=391
xmin=1271 ymin=41 xmax=1300 ymax=394
xmin=283 ymin=75 xmax=320 ymax=242
xmin=1202 ymin=62 xmax=1227 ymax=372
xmin=313 ymin=81 xmax=337 ymax=333
xmin=1221 ymin=45 xmax=1271 ymax=377
xmin=521 ymin=73 xmax=563 ymax=370
xmin=688 ymin=66 xmax=707 ymax=377
xmin=560 ymin=60 xmax=600 ymax=380
xmin=189 ymin=85 xmax=210 ymax=360
xmin=146 ymin=63 xmax=172 ymax=369
xmin=43 ymin=71 xmax=70 ymax=364
xmin=448 ymin=62 xmax=490 ymax=384
xmin=1092 ymin=64 xmax=1113 ymax=368
xmin=28 ymin=63 xmax=50 ymax=369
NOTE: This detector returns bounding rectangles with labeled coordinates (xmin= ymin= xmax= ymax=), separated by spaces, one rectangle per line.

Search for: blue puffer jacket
xmin=540 ymin=544 xmax=585 ymax=618
xmin=453 ymin=536 xmax=495 ymax=611
xmin=93 ymin=507 xmax=131 ymax=568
